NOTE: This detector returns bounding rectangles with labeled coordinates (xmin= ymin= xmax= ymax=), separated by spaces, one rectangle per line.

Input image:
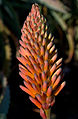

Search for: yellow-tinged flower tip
xmin=17 ymin=3 xmax=66 ymax=119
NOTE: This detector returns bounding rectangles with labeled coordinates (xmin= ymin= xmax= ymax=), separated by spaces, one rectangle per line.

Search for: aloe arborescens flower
xmin=17 ymin=3 xmax=66 ymax=119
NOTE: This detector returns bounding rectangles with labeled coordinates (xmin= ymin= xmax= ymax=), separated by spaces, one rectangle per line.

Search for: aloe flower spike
xmin=17 ymin=3 xmax=66 ymax=119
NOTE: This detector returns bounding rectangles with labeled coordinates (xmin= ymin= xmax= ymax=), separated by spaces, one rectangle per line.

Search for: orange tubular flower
xmin=17 ymin=3 xmax=66 ymax=119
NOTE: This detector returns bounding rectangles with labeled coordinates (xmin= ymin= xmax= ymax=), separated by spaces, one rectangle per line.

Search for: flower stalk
xmin=45 ymin=108 xmax=51 ymax=119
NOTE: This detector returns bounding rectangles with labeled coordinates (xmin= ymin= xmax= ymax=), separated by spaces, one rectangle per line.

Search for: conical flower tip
xmin=17 ymin=3 xmax=66 ymax=119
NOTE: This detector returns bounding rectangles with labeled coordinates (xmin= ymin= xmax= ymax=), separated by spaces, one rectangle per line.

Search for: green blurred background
xmin=0 ymin=0 xmax=78 ymax=119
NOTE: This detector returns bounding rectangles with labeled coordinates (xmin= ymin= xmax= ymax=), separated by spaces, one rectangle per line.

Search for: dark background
xmin=0 ymin=0 xmax=78 ymax=119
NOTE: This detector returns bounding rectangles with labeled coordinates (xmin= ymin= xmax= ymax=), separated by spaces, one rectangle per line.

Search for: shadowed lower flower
xmin=17 ymin=3 xmax=66 ymax=119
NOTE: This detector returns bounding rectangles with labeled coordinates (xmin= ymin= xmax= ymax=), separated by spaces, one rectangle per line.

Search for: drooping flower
xmin=17 ymin=3 xmax=66 ymax=119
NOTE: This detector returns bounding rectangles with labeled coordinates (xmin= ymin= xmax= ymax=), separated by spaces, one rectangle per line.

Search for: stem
xmin=45 ymin=108 xmax=51 ymax=119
